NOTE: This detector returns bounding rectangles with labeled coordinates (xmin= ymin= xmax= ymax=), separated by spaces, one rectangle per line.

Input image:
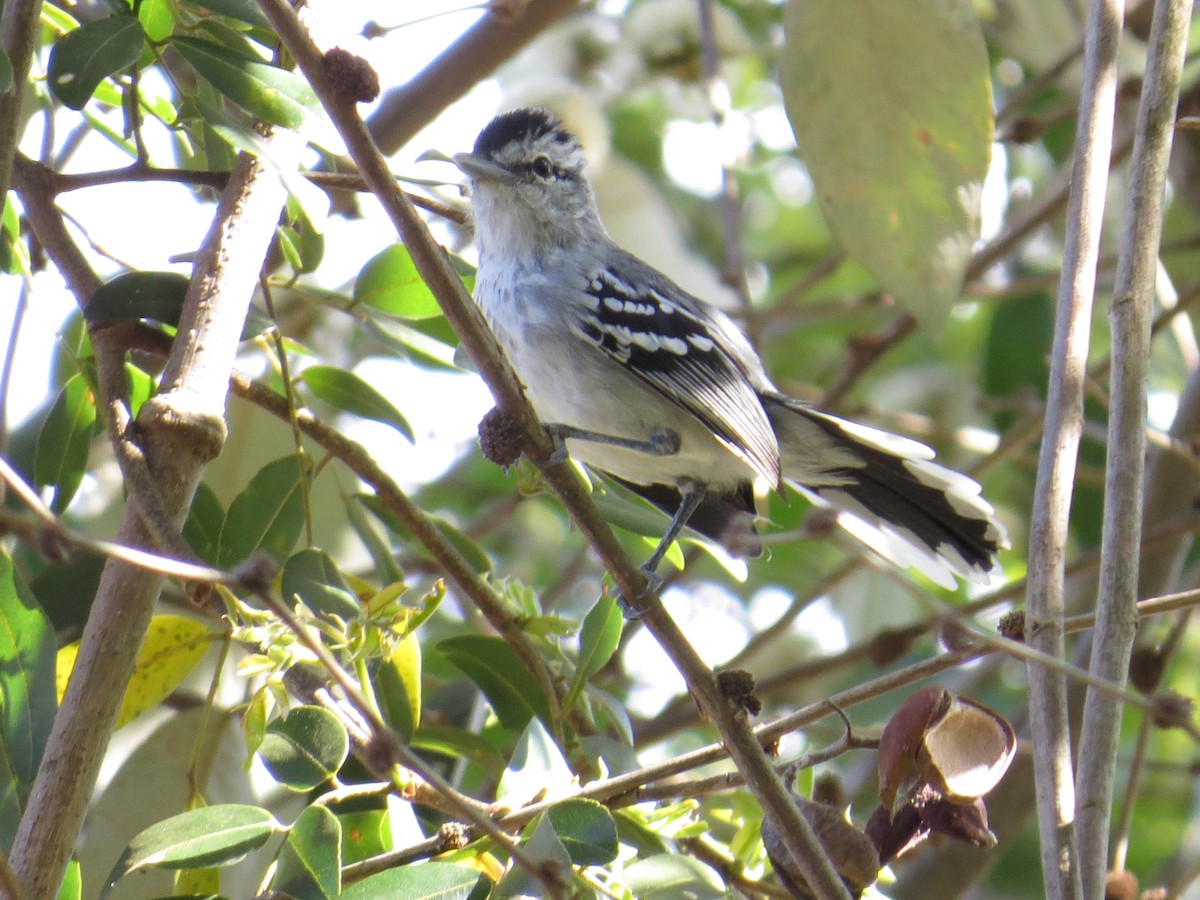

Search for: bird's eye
xmin=530 ymin=155 xmax=554 ymax=181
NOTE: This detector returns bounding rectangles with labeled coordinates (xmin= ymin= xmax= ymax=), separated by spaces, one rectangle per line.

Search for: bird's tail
xmin=764 ymin=394 xmax=1008 ymax=588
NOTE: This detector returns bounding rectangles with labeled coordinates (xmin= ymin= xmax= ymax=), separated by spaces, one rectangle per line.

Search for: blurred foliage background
xmin=3 ymin=0 xmax=1200 ymax=897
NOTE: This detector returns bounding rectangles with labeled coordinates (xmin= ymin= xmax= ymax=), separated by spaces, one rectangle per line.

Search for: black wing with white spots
xmin=572 ymin=260 xmax=781 ymax=486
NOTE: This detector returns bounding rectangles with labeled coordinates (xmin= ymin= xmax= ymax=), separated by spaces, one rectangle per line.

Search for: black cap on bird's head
xmin=455 ymin=107 xmax=603 ymax=253
xmin=455 ymin=107 xmax=588 ymax=186
xmin=472 ymin=107 xmax=575 ymax=160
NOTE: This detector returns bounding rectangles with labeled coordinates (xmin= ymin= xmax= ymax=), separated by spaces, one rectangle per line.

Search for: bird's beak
xmin=452 ymin=152 xmax=516 ymax=184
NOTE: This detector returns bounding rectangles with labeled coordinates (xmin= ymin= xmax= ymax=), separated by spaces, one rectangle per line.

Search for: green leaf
xmin=125 ymin=361 xmax=155 ymax=419
xmin=281 ymin=548 xmax=362 ymax=621
xmin=279 ymin=200 xmax=325 ymax=274
xmin=85 ymin=271 xmax=190 ymax=326
xmin=339 ymin=861 xmax=481 ymax=900
xmin=173 ymin=36 xmax=317 ymax=129
xmin=104 ymin=804 xmax=279 ymax=891
xmin=0 ymin=49 xmax=14 ymax=93
xmin=345 ymin=496 xmax=404 ymax=585
xmin=258 ymin=706 xmax=349 ymax=791
xmin=409 ymin=726 xmax=504 ymax=775
xmin=376 ymin=632 xmax=421 ymax=742
xmin=49 ymin=16 xmax=146 ymax=110
xmin=565 ymin=596 xmax=622 ymax=710
xmin=361 ymin=315 xmax=459 ymax=372
xmin=35 ymin=373 xmax=97 ymax=514
xmin=55 ymin=859 xmax=82 ymax=900
xmin=179 ymin=0 xmax=273 ymax=30
xmin=497 ymin=718 xmax=573 ymax=808
xmin=359 ymin=497 xmax=492 ymax=574
xmin=299 ymin=365 xmax=414 ymax=442
xmin=496 ymin=811 xmax=571 ymax=898
xmin=353 ymin=244 xmax=449 ymax=320
xmin=217 ymin=455 xmax=309 ymax=567
xmin=781 ymin=0 xmax=992 ymax=331
xmin=270 ymin=804 xmax=341 ymax=900
xmin=623 ymin=854 xmax=725 ymax=898
xmin=984 ymin=291 xmax=1052 ymax=431
xmin=137 ymin=0 xmax=175 ymax=43
xmin=340 ymin=809 xmax=392 ymax=866
xmin=0 ymin=551 xmax=56 ymax=852
xmin=183 ymin=482 xmax=226 ymax=565
xmin=437 ymin=635 xmax=552 ymax=731
xmin=547 ymin=799 xmax=618 ymax=866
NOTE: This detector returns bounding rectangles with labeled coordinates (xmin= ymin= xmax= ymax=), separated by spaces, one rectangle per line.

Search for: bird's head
xmin=455 ymin=107 xmax=605 ymax=258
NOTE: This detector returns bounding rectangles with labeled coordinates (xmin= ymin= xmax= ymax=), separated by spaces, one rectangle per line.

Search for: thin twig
xmin=229 ymin=374 xmax=569 ymax=742
xmin=10 ymin=134 xmax=306 ymax=896
xmin=255 ymin=1 xmax=849 ymax=893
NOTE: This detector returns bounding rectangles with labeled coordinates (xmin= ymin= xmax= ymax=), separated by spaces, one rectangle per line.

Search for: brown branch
xmin=256 ymin=1 xmax=849 ymax=893
xmin=9 ymin=129 xmax=306 ymax=897
xmin=365 ymin=0 xmax=582 ymax=155
xmin=228 ymin=374 xmax=568 ymax=738
xmin=14 ymin=154 xmax=468 ymax=224
xmin=0 ymin=0 xmax=43 ymax=204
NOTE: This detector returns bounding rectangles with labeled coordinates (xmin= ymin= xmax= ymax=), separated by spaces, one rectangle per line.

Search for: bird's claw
xmin=615 ymin=567 xmax=663 ymax=620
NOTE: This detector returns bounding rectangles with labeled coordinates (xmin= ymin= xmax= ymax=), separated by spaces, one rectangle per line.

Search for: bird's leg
xmin=620 ymin=478 xmax=707 ymax=618
xmin=545 ymin=423 xmax=680 ymax=465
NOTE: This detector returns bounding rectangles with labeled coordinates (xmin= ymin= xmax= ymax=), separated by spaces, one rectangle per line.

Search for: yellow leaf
xmin=56 ymin=615 xmax=214 ymax=729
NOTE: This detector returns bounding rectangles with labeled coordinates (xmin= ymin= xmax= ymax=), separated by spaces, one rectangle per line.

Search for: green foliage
xmin=48 ymin=16 xmax=146 ymax=111
xmin=0 ymin=551 xmax=56 ymax=853
xmin=35 ymin=373 xmax=97 ymax=514
xmin=85 ymin=271 xmax=191 ymax=327
xmin=299 ymin=366 xmax=414 ymax=442
xmin=781 ymin=0 xmax=992 ymax=331
xmin=270 ymin=805 xmax=342 ymax=899
xmin=171 ymin=36 xmax=318 ymax=130
xmin=104 ymin=804 xmax=279 ymax=890
xmin=4 ymin=0 xmax=1197 ymax=896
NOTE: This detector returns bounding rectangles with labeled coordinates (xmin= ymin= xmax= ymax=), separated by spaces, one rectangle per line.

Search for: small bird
xmin=455 ymin=107 xmax=1007 ymax=590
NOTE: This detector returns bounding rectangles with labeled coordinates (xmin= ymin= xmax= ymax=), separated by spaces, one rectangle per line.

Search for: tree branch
xmin=256 ymin=1 xmax=849 ymax=893
xmin=9 ymin=130 xmax=305 ymax=896
xmin=0 ymin=0 xmax=43 ymax=203
xmin=1024 ymin=0 xmax=1123 ymax=895
xmin=365 ymin=0 xmax=581 ymax=155
xmin=1075 ymin=0 xmax=1189 ymax=892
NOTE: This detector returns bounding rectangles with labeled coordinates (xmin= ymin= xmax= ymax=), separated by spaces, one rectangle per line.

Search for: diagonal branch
xmin=365 ymin=0 xmax=581 ymax=154
xmin=9 ymin=129 xmax=306 ymax=896
xmin=256 ymin=1 xmax=850 ymax=894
